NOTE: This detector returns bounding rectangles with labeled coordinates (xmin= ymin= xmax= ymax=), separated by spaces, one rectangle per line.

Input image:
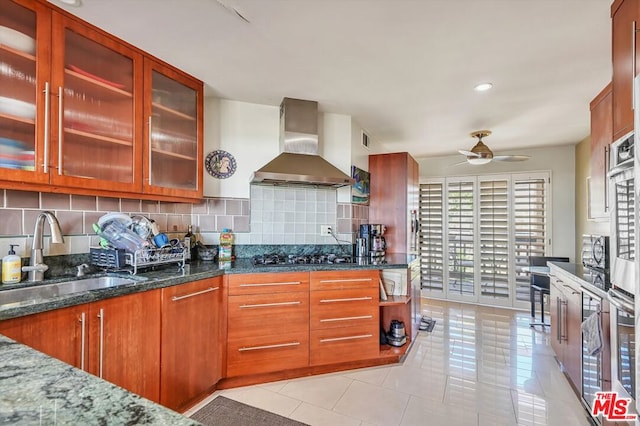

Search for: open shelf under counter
xmin=379 ymin=339 xmax=413 ymax=359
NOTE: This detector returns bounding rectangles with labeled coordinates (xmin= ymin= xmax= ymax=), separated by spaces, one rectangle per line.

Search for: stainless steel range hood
xmin=251 ymin=98 xmax=355 ymax=188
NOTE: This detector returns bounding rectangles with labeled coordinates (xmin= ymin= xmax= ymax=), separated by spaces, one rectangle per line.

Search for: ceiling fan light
xmin=467 ymin=157 xmax=492 ymax=165
xmin=474 ymin=82 xmax=493 ymax=92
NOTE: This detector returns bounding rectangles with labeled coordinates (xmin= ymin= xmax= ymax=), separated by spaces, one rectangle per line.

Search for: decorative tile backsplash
xmin=0 ymin=187 xmax=368 ymax=258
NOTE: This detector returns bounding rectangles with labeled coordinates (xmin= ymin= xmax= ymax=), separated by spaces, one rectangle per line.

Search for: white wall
xmin=418 ymin=144 xmax=577 ymax=260
xmin=203 ymin=99 xmax=360 ymax=200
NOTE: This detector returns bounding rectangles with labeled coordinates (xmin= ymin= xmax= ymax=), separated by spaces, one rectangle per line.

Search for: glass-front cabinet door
xmin=0 ymin=0 xmax=50 ymax=184
xmin=49 ymin=13 xmax=143 ymax=193
xmin=144 ymin=59 xmax=203 ymax=199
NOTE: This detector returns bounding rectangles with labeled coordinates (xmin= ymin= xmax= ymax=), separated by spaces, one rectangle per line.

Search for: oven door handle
xmin=607 ymin=289 xmax=634 ymax=314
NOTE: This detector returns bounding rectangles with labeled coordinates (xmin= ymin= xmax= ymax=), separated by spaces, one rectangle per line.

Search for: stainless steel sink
xmin=0 ymin=276 xmax=136 ymax=308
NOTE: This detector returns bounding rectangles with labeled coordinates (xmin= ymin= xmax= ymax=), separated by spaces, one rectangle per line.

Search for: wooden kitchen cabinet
xmin=369 ymin=152 xmax=419 ymax=254
xmin=309 ymin=270 xmax=379 ymax=366
xmin=0 ymin=304 xmax=86 ymax=368
xmin=0 ymin=0 xmax=203 ymax=201
xmin=611 ymin=0 xmax=639 ymax=139
xmin=87 ymin=289 xmax=161 ymax=403
xmin=143 ymin=59 xmax=203 ymax=199
xmin=0 ymin=289 xmax=161 ymax=402
xmin=160 ymin=277 xmax=222 ymax=411
xmin=226 ymin=272 xmax=310 ymax=377
xmin=589 ymin=83 xmax=613 ymax=220
xmin=550 ymin=273 xmax=582 ymax=391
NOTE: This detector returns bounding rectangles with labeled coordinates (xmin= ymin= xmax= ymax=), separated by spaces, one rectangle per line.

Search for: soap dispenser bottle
xmin=2 ymin=244 xmax=21 ymax=284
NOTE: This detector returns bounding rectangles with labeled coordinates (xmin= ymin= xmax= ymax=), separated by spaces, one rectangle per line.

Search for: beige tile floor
xmin=185 ymin=299 xmax=592 ymax=425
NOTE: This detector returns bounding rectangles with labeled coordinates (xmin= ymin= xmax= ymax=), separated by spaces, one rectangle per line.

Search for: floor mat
xmin=419 ymin=316 xmax=436 ymax=332
xmin=190 ymin=396 xmax=308 ymax=426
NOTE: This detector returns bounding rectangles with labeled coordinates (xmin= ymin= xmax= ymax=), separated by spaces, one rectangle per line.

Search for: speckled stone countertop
xmin=0 ymin=253 xmax=417 ymax=321
xmin=0 ymin=335 xmax=199 ymax=425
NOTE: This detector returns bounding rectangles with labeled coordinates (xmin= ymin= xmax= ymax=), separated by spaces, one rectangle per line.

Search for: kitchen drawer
xmin=310 ymin=270 xmax=378 ymax=292
xmin=226 ymin=332 xmax=309 ymax=377
xmin=310 ymin=324 xmax=379 ymax=366
xmin=310 ymin=288 xmax=378 ymax=330
xmin=228 ymin=291 xmax=309 ymax=339
xmin=227 ymin=272 xmax=309 ymax=295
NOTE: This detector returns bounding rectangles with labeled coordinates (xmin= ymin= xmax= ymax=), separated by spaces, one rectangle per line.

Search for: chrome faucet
xmin=22 ymin=211 xmax=65 ymax=282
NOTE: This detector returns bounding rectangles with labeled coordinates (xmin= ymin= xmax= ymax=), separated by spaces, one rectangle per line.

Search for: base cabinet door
xmin=0 ymin=304 xmax=87 ymax=368
xmin=226 ymin=272 xmax=310 ymax=377
xmin=88 ymin=289 xmax=161 ymax=403
xmin=310 ymin=270 xmax=379 ymax=366
xmin=549 ymin=270 xmax=583 ymax=392
xmin=160 ymin=277 xmax=222 ymax=411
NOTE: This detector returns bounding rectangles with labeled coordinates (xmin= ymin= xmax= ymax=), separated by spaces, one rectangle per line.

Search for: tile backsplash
xmin=0 ymin=187 xmax=368 ymax=258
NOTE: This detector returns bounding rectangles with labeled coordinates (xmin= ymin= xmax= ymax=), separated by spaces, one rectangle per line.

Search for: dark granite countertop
xmin=547 ymin=261 xmax=609 ymax=299
xmin=0 ymin=335 xmax=199 ymax=425
xmin=0 ymin=253 xmax=417 ymax=321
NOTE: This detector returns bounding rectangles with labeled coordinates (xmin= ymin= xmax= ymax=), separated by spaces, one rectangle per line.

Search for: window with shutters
xmin=419 ymin=172 xmax=550 ymax=308
xmin=419 ymin=182 xmax=444 ymax=291
xmin=447 ymin=179 xmax=475 ymax=298
xmin=513 ymin=174 xmax=549 ymax=302
xmin=479 ymin=178 xmax=510 ymax=300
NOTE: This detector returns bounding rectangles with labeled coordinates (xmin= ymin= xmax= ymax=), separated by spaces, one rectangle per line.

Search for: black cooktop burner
xmin=252 ymin=253 xmax=353 ymax=266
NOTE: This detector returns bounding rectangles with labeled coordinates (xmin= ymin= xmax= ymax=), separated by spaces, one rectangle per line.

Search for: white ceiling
xmin=50 ymin=0 xmax=612 ymax=159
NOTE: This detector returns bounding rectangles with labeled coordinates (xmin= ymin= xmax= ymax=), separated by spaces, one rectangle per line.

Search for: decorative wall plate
xmin=205 ymin=150 xmax=237 ymax=178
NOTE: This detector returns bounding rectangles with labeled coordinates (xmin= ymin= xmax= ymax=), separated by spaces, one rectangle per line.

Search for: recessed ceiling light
xmin=474 ymin=82 xmax=493 ymax=92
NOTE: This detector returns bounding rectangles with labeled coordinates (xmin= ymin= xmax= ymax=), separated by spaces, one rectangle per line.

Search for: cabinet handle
xmin=320 ymin=315 xmax=373 ymax=323
xmin=79 ymin=312 xmax=86 ymax=371
xmin=319 ymin=278 xmax=373 ymax=283
xmin=556 ymin=296 xmax=561 ymax=343
xmin=320 ymin=296 xmax=373 ymax=303
xmin=147 ymin=116 xmax=153 ymax=184
xmin=560 ymin=300 xmax=568 ymax=342
xmin=57 ymin=86 xmax=63 ymax=175
xmin=171 ymin=286 xmax=219 ymax=301
xmin=320 ymin=334 xmax=373 ymax=343
xmin=98 ymin=308 xmax=104 ymax=378
xmin=239 ymin=301 xmax=300 ymax=309
xmin=239 ymin=281 xmax=301 ymax=287
xmin=43 ymin=82 xmax=50 ymax=174
xmin=238 ymin=341 xmax=300 ymax=352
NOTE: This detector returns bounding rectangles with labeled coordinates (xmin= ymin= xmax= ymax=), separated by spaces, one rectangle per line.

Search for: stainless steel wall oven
xmin=609 ymin=132 xmax=635 ymax=295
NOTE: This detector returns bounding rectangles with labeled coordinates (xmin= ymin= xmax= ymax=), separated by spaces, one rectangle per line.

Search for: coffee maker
xmin=358 ymin=224 xmax=386 ymax=259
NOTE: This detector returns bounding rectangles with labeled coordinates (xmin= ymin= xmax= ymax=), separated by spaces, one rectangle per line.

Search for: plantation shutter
xmin=479 ymin=178 xmax=510 ymax=300
xmin=419 ymin=182 xmax=445 ymax=291
xmin=513 ymin=175 xmax=548 ymax=302
xmin=447 ymin=179 xmax=475 ymax=297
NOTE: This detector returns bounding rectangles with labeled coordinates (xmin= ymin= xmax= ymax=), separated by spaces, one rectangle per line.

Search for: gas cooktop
xmin=252 ymin=253 xmax=354 ymax=266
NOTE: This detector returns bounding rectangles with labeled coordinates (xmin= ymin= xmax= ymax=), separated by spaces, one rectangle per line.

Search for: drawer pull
xmin=240 ymin=301 xmax=301 ymax=309
xmin=320 ymin=315 xmax=373 ymax=323
xmin=172 ymin=286 xmax=219 ymax=301
xmin=239 ymin=281 xmax=301 ymax=287
xmin=320 ymin=296 xmax=373 ymax=303
xmin=319 ymin=278 xmax=373 ymax=283
xmin=238 ymin=341 xmax=300 ymax=352
xmin=320 ymin=334 xmax=373 ymax=343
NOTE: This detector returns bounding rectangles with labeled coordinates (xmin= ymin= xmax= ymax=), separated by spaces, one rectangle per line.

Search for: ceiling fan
xmin=458 ymin=130 xmax=530 ymax=165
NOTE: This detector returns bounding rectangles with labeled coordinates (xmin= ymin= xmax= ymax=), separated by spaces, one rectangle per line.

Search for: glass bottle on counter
xmin=183 ymin=225 xmax=197 ymax=262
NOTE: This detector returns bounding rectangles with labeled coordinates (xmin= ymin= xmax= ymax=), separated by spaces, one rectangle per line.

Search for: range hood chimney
xmin=251 ymin=98 xmax=355 ymax=187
